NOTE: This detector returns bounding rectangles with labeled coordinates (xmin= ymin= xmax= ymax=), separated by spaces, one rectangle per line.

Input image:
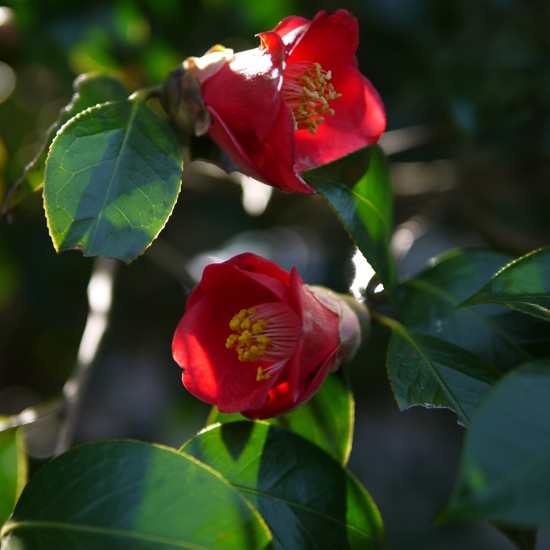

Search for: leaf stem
xmin=129 ymin=85 xmax=162 ymax=102
xmin=370 ymin=310 xmax=403 ymax=333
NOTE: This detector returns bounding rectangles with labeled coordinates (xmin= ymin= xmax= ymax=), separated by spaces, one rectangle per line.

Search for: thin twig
xmin=54 ymin=257 xmax=117 ymax=454
xmin=0 ymin=398 xmax=63 ymax=432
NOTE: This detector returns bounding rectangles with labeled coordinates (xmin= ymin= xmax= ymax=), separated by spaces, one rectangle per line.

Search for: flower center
xmin=225 ymin=303 xmax=299 ymax=382
xmin=281 ymin=61 xmax=341 ymax=135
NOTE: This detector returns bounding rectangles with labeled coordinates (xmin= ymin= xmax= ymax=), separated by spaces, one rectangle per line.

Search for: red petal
xmin=201 ymin=32 xmax=285 ymax=142
xmin=242 ymin=381 xmax=295 ymax=419
xmin=208 ymin=101 xmax=316 ymax=193
xmin=292 ymin=285 xmax=340 ymax=396
xmin=199 ymin=259 xmax=294 ymax=317
xmin=272 ymin=14 xmax=310 ymax=40
xmin=253 ymin=104 xmax=316 ymax=193
xmin=287 ymin=10 xmax=359 ymax=70
xmin=207 ymin=105 xmax=268 ymax=182
xmin=229 ymin=252 xmax=295 ymax=283
xmin=271 ymin=15 xmax=310 ymax=51
xmin=294 ymin=67 xmax=386 ymax=172
xmin=173 ymin=295 xmax=278 ymax=413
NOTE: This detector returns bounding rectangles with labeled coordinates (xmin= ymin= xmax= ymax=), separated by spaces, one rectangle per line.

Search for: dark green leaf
xmin=387 ymin=325 xmax=500 ymax=425
xmin=461 ymin=247 xmax=550 ymax=321
xmin=0 ymin=429 xmax=26 ymax=526
xmin=442 ymin=360 xmax=550 ymax=528
xmin=44 ymin=97 xmax=182 ymax=262
xmin=0 ymin=440 xmax=271 ymax=549
xmin=183 ymin=422 xmax=385 ymax=550
xmin=302 ymin=145 xmax=395 ymax=298
xmin=206 ymin=368 xmax=354 ymax=465
xmin=3 ymin=73 xmax=129 ymax=213
xmin=399 ymin=249 xmax=548 ymax=370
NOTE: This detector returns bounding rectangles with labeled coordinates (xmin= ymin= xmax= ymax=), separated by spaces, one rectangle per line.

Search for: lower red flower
xmin=172 ymin=253 xmax=364 ymax=419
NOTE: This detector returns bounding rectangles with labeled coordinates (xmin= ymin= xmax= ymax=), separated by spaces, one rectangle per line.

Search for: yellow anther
xmin=282 ymin=61 xmax=342 ymax=135
xmin=226 ymin=302 xmax=299 ymax=383
xmin=226 ymin=309 xmax=271 ymax=363
xmin=256 ymin=367 xmax=270 ymax=382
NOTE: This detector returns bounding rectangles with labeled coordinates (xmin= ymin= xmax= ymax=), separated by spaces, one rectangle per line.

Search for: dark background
xmin=1 ymin=1 xmax=549 ymax=547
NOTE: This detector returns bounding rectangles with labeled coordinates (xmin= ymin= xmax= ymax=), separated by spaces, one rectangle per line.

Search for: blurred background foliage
xmin=0 ymin=0 xmax=549 ymax=548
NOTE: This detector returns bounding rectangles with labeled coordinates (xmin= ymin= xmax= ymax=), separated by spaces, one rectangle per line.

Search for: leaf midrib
xmin=87 ymin=100 xmax=140 ymax=250
xmin=407 ymin=278 xmax=533 ymax=361
xmin=1 ymin=520 xmax=210 ymax=549
xmin=234 ymin=483 xmax=379 ymax=540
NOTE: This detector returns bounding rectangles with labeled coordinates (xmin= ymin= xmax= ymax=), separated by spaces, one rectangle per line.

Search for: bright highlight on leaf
xmin=0 ymin=440 xmax=272 ymax=549
xmin=44 ymin=97 xmax=182 ymax=262
xmin=0 ymin=429 xmax=26 ymax=526
xmin=302 ymin=144 xmax=395 ymax=298
xmin=182 ymin=421 xmax=385 ymax=549
xmin=460 ymin=247 xmax=550 ymax=322
xmin=207 ymin=368 xmax=355 ymax=465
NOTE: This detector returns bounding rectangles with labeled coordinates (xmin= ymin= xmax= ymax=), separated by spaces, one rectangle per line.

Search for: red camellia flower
xmin=172 ymin=253 xmax=365 ymax=419
xmin=162 ymin=10 xmax=385 ymax=193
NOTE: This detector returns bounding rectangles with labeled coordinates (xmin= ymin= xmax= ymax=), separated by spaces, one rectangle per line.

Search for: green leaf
xmin=183 ymin=422 xmax=385 ymax=550
xmin=3 ymin=73 xmax=129 ymax=213
xmin=302 ymin=145 xmax=395 ymax=298
xmin=0 ymin=429 xmax=26 ymax=526
xmin=44 ymin=96 xmax=182 ymax=262
xmin=0 ymin=440 xmax=271 ymax=549
xmin=398 ymin=249 xmax=548 ymax=370
xmin=442 ymin=360 xmax=550 ymax=528
xmin=206 ymin=368 xmax=355 ymax=465
xmin=386 ymin=324 xmax=500 ymax=425
xmin=461 ymin=247 xmax=550 ymax=321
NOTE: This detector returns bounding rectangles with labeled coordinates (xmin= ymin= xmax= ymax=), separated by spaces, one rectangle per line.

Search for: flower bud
xmin=160 ymin=64 xmax=211 ymax=137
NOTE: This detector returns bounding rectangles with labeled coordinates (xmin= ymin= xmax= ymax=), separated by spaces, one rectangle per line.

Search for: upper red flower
xmin=171 ymin=10 xmax=385 ymax=193
xmin=172 ymin=253 xmax=363 ymax=419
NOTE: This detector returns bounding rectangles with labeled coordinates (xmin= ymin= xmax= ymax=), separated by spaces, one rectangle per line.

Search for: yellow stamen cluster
xmin=282 ymin=62 xmax=342 ymax=135
xmin=226 ymin=302 xmax=299 ymax=383
xmin=226 ymin=308 xmax=271 ymax=363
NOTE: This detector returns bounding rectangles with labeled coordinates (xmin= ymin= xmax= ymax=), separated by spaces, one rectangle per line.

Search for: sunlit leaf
xmin=460 ymin=247 xmax=550 ymax=322
xmin=302 ymin=145 xmax=395 ymax=298
xmin=0 ymin=429 xmax=26 ymax=526
xmin=44 ymin=96 xmax=182 ymax=262
xmin=0 ymin=440 xmax=271 ymax=549
xmin=3 ymin=73 xmax=129 ymax=212
xmin=183 ymin=421 xmax=385 ymax=550
xmin=442 ymin=361 xmax=550 ymax=528
xmin=398 ymin=249 xmax=548 ymax=371
xmin=386 ymin=323 xmax=500 ymax=425
xmin=207 ymin=368 xmax=354 ymax=465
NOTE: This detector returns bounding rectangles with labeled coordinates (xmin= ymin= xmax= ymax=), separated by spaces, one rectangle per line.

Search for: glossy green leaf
xmin=183 ymin=422 xmax=385 ymax=550
xmin=443 ymin=360 xmax=550 ymax=528
xmin=302 ymin=145 xmax=395 ymax=298
xmin=44 ymin=96 xmax=182 ymax=262
xmin=398 ymin=249 xmax=548 ymax=371
xmin=3 ymin=73 xmax=129 ymax=213
xmin=0 ymin=440 xmax=271 ymax=549
xmin=461 ymin=247 xmax=550 ymax=321
xmin=0 ymin=429 xmax=26 ymax=526
xmin=386 ymin=324 xmax=500 ymax=425
xmin=206 ymin=368 xmax=354 ymax=465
